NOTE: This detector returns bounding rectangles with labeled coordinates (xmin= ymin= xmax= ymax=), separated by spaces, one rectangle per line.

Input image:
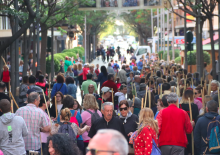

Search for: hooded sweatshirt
xmin=115 ymin=92 xmax=126 ymax=105
xmin=0 ymin=112 xmax=28 ymax=155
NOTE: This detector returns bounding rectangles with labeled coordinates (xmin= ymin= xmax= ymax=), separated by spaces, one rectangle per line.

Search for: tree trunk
xmin=32 ymin=25 xmax=37 ymax=75
xmin=22 ymin=31 xmax=27 ymax=76
xmin=209 ymin=18 xmax=216 ymax=78
xmin=40 ymin=23 xmax=48 ymax=75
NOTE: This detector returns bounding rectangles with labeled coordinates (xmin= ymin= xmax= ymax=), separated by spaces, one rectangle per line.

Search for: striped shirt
xmin=15 ymin=104 xmax=48 ymax=150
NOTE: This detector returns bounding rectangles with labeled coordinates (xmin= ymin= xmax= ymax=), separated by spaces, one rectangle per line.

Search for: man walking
xmin=16 ymin=92 xmax=50 ymax=154
xmin=81 ymin=73 xmax=98 ymax=98
xmin=156 ymin=93 xmax=194 ymax=155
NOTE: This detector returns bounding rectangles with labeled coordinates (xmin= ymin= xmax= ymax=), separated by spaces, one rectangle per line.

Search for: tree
xmin=167 ymin=0 xmax=217 ymax=77
xmin=120 ymin=10 xmax=155 ymax=45
xmin=0 ymin=0 xmax=36 ymax=54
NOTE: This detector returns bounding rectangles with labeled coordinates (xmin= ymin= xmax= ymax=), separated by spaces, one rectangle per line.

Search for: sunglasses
xmin=194 ymin=92 xmax=197 ymax=95
xmin=119 ymin=107 xmax=128 ymax=111
xmin=86 ymin=147 xmax=116 ymax=155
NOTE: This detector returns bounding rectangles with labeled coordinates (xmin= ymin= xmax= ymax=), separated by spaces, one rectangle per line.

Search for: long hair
xmin=83 ymin=94 xmax=99 ymax=110
xmin=101 ymin=66 xmax=108 ymax=76
xmin=138 ymin=108 xmax=159 ymax=134
xmin=52 ymin=91 xmax=64 ymax=105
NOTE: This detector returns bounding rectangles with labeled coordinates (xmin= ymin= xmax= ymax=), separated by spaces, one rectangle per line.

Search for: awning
xmin=202 ymin=34 xmax=219 ymax=45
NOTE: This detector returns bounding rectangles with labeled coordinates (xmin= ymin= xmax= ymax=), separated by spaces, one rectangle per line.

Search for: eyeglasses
xmin=86 ymin=147 xmax=116 ymax=155
xmin=120 ymin=107 xmax=128 ymax=111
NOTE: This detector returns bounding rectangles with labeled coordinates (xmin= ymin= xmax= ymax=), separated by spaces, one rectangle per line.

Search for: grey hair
xmin=101 ymin=102 xmax=114 ymax=110
xmin=171 ymin=86 xmax=177 ymax=93
xmin=207 ymin=100 xmax=218 ymax=112
xmin=97 ymin=129 xmax=128 ymax=155
xmin=28 ymin=92 xmax=40 ymax=103
xmin=167 ymin=92 xmax=178 ymax=103
xmin=211 ymin=80 xmax=220 ymax=87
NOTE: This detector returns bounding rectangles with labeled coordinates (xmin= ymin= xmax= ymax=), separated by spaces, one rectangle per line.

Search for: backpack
xmin=58 ymin=122 xmax=77 ymax=143
xmin=114 ymin=96 xmax=119 ymax=110
xmin=70 ymin=110 xmax=79 ymax=139
xmin=147 ymin=128 xmax=161 ymax=155
xmin=203 ymin=116 xmax=220 ymax=153
xmin=113 ymin=63 xmax=118 ymax=69
xmin=86 ymin=110 xmax=101 ymax=124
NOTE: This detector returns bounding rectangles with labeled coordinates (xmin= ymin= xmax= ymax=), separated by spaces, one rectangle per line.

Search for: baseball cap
xmin=27 ymin=89 xmax=36 ymax=95
xmin=101 ymin=87 xmax=112 ymax=93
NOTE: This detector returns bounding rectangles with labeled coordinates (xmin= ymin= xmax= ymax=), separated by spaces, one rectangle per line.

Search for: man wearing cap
xmin=137 ymin=83 xmax=146 ymax=99
xmin=101 ymin=74 xmax=118 ymax=102
xmin=156 ymin=93 xmax=194 ymax=155
xmin=88 ymin=102 xmax=126 ymax=139
xmin=137 ymin=58 xmax=143 ymax=71
xmin=97 ymin=87 xmax=112 ymax=110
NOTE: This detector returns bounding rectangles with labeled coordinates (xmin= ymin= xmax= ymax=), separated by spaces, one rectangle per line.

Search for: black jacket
xmin=88 ymin=117 xmax=126 ymax=138
xmin=194 ymin=112 xmax=219 ymax=155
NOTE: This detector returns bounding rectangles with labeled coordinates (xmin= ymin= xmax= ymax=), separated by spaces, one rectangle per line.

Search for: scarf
xmin=119 ymin=111 xmax=132 ymax=124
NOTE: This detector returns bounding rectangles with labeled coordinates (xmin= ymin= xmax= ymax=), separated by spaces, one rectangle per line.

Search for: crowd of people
xmin=0 ymin=50 xmax=220 ymax=155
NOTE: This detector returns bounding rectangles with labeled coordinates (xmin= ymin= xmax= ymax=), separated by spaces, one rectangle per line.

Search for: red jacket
xmin=156 ymin=104 xmax=193 ymax=148
xmin=101 ymin=80 xmax=118 ymax=102
xmin=2 ymin=70 xmax=10 ymax=82
xmin=95 ymin=68 xmax=100 ymax=77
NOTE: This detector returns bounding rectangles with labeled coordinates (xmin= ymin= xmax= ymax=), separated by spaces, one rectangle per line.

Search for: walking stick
xmin=188 ymin=97 xmax=195 ymax=155
xmin=134 ymin=83 xmax=137 ymax=97
xmin=9 ymin=92 xmax=19 ymax=109
xmin=149 ymin=90 xmax=151 ymax=109
xmin=207 ymin=80 xmax=211 ymax=95
xmin=132 ymin=95 xmax=135 ymax=107
xmin=11 ymin=100 xmax=14 ymax=113
xmin=55 ymin=96 xmax=58 ymax=118
xmin=9 ymin=81 xmax=11 ymax=98
xmin=42 ymin=89 xmax=52 ymax=125
xmin=141 ymin=98 xmax=144 ymax=109
xmin=218 ymin=88 xmax=220 ymax=115
xmin=144 ymin=86 xmax=148 ymax=108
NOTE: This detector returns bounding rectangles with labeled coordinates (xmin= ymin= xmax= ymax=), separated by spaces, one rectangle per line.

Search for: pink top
xmin=40 ymin=109 xmax=51 ymax=143
xmin=194 ymin=98 xmax=203 ymax=111
xmin=81 ymin=109 xmax=102 ymax=141
xmin=0 ymin=150 xmax=3 ymax=155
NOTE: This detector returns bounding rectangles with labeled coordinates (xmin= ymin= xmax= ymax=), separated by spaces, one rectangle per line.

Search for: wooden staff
xmin=11 ymin=100 xmax=14 ymax=113
xmin=191 ymin=77 xmax=193 ymax=89
xmin=55 ymin=96 xmax=58 ymax=118
xmin=134 ymin=83 xmax=137 ymax=97
xmin=1 ymin=56 xmax=7 ymax=65
xmin=204 ymin=80 xmax=207 ymax=91
xmin=42 ymin=89 xmax=52 ymax=125
xmin=141 ymin=98 xmax=144 ymax=109
xmin=154 ymin=81 xmax=156 ymax=93
xmin=149 ymin=90 xmax=151 ymax=108
xmin=201 ymin=88 xmax=205 ymax=108
xmin=131 ymin=82 xmax=133 ymax=94
xmin=176 ymin=78 xmax=180 ymax=97
xmin=208 ymin=80 xmax=211 ymax=95
xmin=111 ymin=88 xmax=114 ymax=104
xmin=188 ymin=97 xmax=195 ymax=155
xmin=144 ymin=86 xmax=148 ymax=108
xmin=9 ymin=92 xmax=19 ymax=109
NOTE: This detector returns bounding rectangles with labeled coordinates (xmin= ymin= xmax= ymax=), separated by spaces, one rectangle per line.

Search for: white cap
xmin=101 ymin=87 xmax=112 ymax=93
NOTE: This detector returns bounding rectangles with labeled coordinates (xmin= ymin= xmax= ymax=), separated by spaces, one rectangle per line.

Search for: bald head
xmin=87 ymin=129 xmax=128 ymax=155
xmin=88 ymin=84 xmax=95 ymax=94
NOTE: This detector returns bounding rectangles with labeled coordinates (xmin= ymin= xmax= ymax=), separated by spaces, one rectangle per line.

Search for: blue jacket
xmin=137 ymin=61 xmax=143 ymax=70
xmin=194 ymin=112 xmax=219 ymax=155
xmin=51 ymin=83 xmax=68 ymax=99
xmin=67 ymin=84 xmax=77 ymax=99
xmin=96 ymin=72 xmax=108 ymax=88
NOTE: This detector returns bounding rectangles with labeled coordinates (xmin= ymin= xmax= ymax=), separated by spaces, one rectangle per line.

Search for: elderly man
xmin=156 ymin=93 xmax=194 ymax=155
xmin=15 ymin=92 xmax=50 ymax=154
xmin=107 ymin=63 xmax=115 ymax=75
xmin=87 ymin=129 xmax=128 ymax=155
xmin=88 ymin=102 xmax=126 ymax=138
xmin=81 ymin=73 xmax=98 ymax=98
xmin=87 ymin=84 xmax=100 ymax=101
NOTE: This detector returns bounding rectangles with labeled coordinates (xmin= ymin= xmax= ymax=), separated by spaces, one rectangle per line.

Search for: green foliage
xmin=187 ymin=50 xmax=211 ymax=65
xmin=62 ymin=47 xmax=85 ymax=58
xmin=175 ymin=56 xmax=181 ymax=64
xmin=158 ymin=51 xmax=164 ymax=59
xmin=163 ymin=49 xmax=180 ymax=61
xmin=46 ymin=57 xmax=60 ymax=74
xmin=63 ymin=52 xmax=77 ymax=59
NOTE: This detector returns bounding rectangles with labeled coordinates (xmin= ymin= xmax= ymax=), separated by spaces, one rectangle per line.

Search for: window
xmin=137 ymin=48 xmax=148 ymax=55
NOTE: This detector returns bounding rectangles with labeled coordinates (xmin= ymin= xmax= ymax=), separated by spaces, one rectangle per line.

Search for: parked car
xmin=134 ymin=46 xmax=151 ymax=62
